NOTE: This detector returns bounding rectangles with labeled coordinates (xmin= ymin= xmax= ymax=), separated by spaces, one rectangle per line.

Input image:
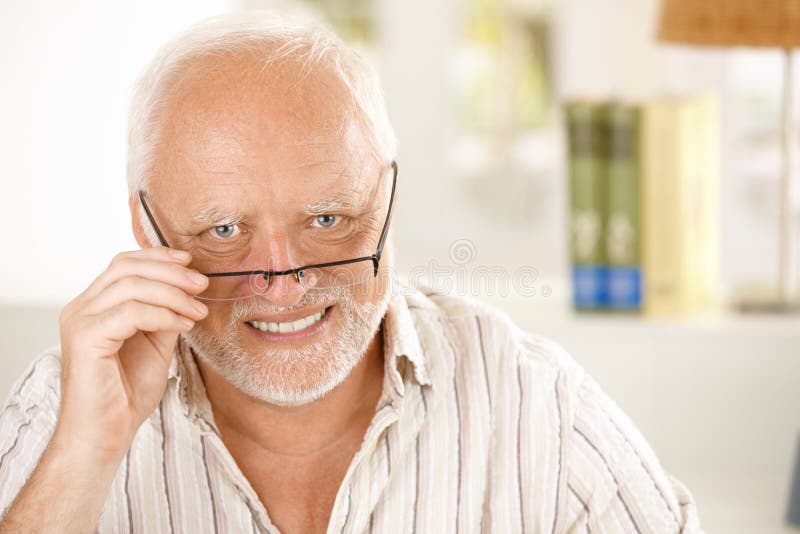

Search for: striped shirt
xmin=0 ymin=287 xmax=702 ymax=533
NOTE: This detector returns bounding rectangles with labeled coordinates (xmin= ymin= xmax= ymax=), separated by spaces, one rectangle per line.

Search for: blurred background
xmin=1 ymin=0 xmax=799 ymax=531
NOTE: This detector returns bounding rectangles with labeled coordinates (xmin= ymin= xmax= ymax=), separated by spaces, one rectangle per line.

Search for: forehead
xmin=148 ymin=55 xmax=378 ymax=214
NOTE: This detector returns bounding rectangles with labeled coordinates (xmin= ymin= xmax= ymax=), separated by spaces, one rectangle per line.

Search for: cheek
xmin=196 ymin=301 xmax=235 ymax=333
xmin=352 ymin=259 xmax=392 ymax=307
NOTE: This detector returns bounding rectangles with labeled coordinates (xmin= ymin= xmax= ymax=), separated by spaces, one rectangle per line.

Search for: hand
xmin=54 ymin=246 xmax=209 ymax=461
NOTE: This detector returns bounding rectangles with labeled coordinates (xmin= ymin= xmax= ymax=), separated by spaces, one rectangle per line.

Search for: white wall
xmin=0 ymin=0 xmax=236 ymax=307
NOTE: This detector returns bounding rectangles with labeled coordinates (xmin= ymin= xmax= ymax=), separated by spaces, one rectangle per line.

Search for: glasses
xmin=138 ymin=161 xmax=398 ymax=301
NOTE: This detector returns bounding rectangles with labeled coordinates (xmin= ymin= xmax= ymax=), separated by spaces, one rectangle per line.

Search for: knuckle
xmin=108 ymin=301 xmax=135 ymax=325
xmin=118 ymin=275 xmax=143 ymax=295
xmin=110 ymin=251 xmax=131 ymax=265
xmin=59 ymin=297 xmax=85 ymax=329
xmin=111 ymin=256 xmax=135 ymax=274
xmin=100 ymin=304 xmax=119 ymax=327
xmin=89 ymin=269 xmax=110 ymax=291
xmin=58 ymin=303 xmax=72 ymax=327
xmin=121 ymin=300 xmax=139 ymax=318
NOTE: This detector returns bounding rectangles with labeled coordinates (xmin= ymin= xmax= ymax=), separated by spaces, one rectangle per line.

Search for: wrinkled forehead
xmin=147 ymin=54 xmax=381 ymax=220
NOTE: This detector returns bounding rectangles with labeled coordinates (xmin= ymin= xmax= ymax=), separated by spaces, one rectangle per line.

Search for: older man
xmin=0 ymin=11 xmax=701 ymax=534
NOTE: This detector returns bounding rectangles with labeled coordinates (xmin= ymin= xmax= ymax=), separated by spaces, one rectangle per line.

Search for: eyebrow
xmin=187 ymin=184 xmax=373 ymax=226
xmin=303 ymin=190 xmax=366 ymax=215
xmin=190 ymin=205 xmax=247 ymax=227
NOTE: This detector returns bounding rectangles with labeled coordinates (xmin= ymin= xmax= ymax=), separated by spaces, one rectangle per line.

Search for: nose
xmin=258 ymin=271 xmax=307 ymax=307
xmin=254 ymin=236 xmax=308 ymax=308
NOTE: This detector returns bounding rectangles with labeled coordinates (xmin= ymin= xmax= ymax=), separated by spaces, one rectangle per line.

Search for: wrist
xmin=49 ymin=425 xmax=130 ymax=472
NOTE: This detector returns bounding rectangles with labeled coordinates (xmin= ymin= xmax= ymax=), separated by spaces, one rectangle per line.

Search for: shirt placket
xmin=326 ymin=359 xmax=433 ymax=534
xmin=194 ymin=416 xmax=280 ymax=534
xmin=325 ymin=393 xmax=401 ymax=534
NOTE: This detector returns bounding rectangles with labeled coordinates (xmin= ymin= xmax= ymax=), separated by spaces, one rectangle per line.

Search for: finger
xmin=90 ymin=301 xmax=196 ymax=349
xmin=83 ymin=252 xmax=207 ymax=301
xmin=113 ymin=246 xmax=191 ymax=265
xmin=119 ymin=328 xmax=181 ymax=376
xmin=84 ymin=276 xmax=208 ymax=320
xmin=82 ymin=247 xmax=191 ymax=299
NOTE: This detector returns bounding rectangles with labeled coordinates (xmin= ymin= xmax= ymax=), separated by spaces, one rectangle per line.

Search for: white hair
xmin=127 ymin=10 xmax=397 ymax=194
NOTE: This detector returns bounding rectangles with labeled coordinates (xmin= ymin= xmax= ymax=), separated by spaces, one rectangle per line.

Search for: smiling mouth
xmin=246 ymin=307 xmax=328 ymax=334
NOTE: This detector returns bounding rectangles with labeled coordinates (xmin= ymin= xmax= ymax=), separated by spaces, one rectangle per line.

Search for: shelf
xmin=473 ymin=278 xmax=800 ymax=336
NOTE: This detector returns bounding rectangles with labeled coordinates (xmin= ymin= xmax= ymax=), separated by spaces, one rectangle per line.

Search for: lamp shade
xmin=657 ymin=0 xmax=800 ymax=48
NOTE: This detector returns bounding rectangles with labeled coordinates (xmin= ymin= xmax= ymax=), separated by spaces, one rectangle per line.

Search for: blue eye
xmin=315 ymin=215 xmax=337 ymax=228
xmin=211 ymin=224 xmax=239 ymax=239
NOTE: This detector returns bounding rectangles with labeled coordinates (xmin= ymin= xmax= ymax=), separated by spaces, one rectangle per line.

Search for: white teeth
xmin=248 ymin=308 xmax=327 ymax=333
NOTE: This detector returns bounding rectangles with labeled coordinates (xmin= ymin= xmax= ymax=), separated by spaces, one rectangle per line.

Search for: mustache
xmin=228 ymin=286 xmax=348 ymax=321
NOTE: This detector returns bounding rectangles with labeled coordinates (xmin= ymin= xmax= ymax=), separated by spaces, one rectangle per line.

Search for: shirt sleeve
xmin=0 ymin=350 xmax=62 ymax=520
xmin=561 ymin=374 xmax=703 ymax=533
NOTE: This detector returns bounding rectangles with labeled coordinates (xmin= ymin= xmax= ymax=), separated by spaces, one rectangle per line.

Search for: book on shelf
xmin=640 ymin=95 xmax=719 ymax=316
xmin=565 ymin=95 xmax=719 ymax=315
xmin=606 ymin=102 xmax=642 ymax=311
xmin=566 ymin=101 xmax=609 ymax=310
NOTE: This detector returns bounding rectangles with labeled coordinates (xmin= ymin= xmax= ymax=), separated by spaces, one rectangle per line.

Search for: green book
xmin=605 ymin=103 xmax=642 ymax=311
xmin=566 ymin=101 xmax=609 ymax=309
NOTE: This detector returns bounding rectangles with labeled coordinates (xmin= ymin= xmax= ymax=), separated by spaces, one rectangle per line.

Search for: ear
xmin=129 ymin=195 xmax=153 ymax=249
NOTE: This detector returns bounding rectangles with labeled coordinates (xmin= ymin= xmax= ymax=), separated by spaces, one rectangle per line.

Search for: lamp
xmin=657 ymin=0 xmax=800 ymax=310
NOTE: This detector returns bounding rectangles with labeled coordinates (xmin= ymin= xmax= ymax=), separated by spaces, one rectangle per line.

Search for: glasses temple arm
xmin=374 ymin=160 xmax=398 ymax=262
xmin=138 ymin=191 xmax=171 ymax=248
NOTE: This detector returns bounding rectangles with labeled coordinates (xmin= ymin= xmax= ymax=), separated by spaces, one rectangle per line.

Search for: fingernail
xmin=179 ymin=317 xmax=195 ymax=329
xmin=191 ymin=299 xmax=208 ymax=315
xmin=187 ymin=270 xmax=207 ymax=286
xmin=169 ymin=249 xmax=190 ymax=261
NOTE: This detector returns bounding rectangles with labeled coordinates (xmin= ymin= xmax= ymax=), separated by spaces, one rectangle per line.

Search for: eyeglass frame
xmin=137 ymin=160 xmax=398 ymax=288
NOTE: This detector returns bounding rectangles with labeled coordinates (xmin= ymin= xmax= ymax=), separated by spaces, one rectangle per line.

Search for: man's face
xmin=144 ymin=60 xmax=393 ymax=406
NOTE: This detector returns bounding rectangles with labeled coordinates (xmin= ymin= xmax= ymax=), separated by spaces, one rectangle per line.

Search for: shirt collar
xmin=168 ymin=336 xmax=216 ymax=426
xmin=381 ymin=292 xmax=432 ymax=401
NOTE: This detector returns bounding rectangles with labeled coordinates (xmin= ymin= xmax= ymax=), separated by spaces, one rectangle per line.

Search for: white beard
xmin=183 ymin=285 xmax=391 ymax=407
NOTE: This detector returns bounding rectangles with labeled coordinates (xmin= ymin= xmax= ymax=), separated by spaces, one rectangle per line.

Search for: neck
xmin=195 ymin=327 xmax=385 ymax=458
